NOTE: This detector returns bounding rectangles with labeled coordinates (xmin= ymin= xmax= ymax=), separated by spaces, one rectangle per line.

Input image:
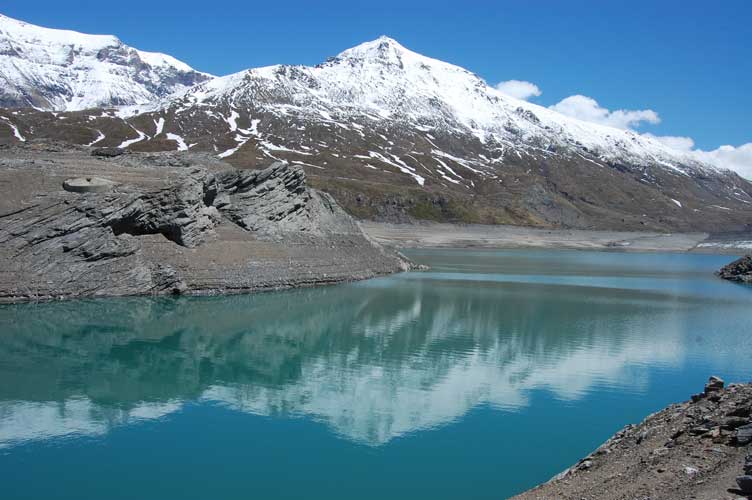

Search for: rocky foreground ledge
xmin=512 ymin=377 xmax=752 ymax=500
xmin=718 ymin=255 xmax=752 ymax=284
xmin=0 ymin=143 xmax=411 ymax=302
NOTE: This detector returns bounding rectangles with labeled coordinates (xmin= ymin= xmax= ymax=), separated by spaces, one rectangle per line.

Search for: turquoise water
xmin=1 ymin=249 xmax=751 ymax=499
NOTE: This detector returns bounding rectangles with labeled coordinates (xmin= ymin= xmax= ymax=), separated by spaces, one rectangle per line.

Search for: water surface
xmin=1 ymin=249 xmax=750 ymax=499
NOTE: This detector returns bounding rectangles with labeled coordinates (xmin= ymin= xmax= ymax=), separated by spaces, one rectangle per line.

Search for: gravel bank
xmin=362 ymin=221 xmax=752 ymax=254
xmin=512 ymin=378 xmax=752 ymax=500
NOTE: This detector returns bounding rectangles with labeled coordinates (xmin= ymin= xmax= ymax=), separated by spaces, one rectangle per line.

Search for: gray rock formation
xmin=717 ymin=255 xmax=752 ymax=283
xmin=705 ymin=375 xmax=725 ymax=393
xmin=210 ymin=162 xmax=360 ymax=236
xmin=738 ymin=474 xmax=752 ymax=494
xmin=0 ymin=145 xmax=410 ymax=302
xmin=737 ymin=423 xmax=752 ymax=445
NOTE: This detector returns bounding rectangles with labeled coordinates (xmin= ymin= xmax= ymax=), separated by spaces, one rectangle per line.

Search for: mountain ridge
xmin=0 ymin=13 xmax=212 ymax=110
xmin=159 ymin=35 xmax=710 ymax=176
xmin=1 ymin=17 xmax=751 ymax=231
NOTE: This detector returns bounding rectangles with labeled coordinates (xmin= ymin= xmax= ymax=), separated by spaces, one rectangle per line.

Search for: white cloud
xmin=493 ymin=80 xmax=752 ymax=180
xmin=643 ymin=134 xmax=695 ymax=151
xmin=695 ymin=143 xmax=752 ymax=180
xmin=644 ymin=133 xmax=752 ymax=180
xmin=549 ymin=94 xmax=660 ymax=130
xmin=495 ymin=80 xmax=542 ymax=101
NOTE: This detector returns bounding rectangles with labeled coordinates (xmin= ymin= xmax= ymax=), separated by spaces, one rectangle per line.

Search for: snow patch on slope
xmin=0 ymin=116 xmax=24 ymax=141
xmin=85 ymin=129 xmax=105 ymax=147
xmin=118 ymin=127 xmax=147 ymax=148
xmin=166 ymin=133 xmax=188 ymax=151
xmin=154 ymin=117 xmax=165 ymax=135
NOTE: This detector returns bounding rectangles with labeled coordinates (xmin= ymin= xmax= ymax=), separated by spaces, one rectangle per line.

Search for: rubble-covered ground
xmin=512 ymin=378 xmax=752 ymax=500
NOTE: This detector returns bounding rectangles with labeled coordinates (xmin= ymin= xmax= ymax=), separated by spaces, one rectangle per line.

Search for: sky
xmin=4 ymin=0 xmax=751 ymax=173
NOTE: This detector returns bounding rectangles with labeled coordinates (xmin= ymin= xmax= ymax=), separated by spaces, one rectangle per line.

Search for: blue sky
xmin=5 ymin=0 xmax=750 ymax=152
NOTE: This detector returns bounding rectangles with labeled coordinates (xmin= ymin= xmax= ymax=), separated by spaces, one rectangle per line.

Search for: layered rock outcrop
xmin=0 ymin=145 xmax=410 ymax=302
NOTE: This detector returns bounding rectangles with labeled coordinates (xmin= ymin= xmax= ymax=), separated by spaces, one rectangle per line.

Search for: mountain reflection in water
xmin=3 ymin=249 xmax=749 ymax=450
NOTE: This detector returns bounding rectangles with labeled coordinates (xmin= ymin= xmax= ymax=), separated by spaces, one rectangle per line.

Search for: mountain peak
xmin=372 ymin=35 xmax=406 ymax=48
xmin=2 ymin=19 xmax=750 ymax=232
xmin=353 ymin=35 xmax=407 ymax=51
xmin=334 ymin=36 xmax=415 ymax=66
xmin=0 ymin=12 xmax=121 ymax=50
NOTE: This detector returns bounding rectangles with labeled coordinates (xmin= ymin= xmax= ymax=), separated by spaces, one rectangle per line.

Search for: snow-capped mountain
xmin=0 ymin=14 xmax=212 ymax=110
xmin=1 ymin=34 xmax=751 ymax=230
xmin=170 ymin=36 xmax=707 ymax=175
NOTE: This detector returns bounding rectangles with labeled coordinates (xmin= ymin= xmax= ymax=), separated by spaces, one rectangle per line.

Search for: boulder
xmin=737 ymin=475 xmax=752 ymax=494
xmin=736 ymin=423 xmax=752 ymax=445
xmin=721 ymin=416 xmax=749 ymax=430
xmin=704 ymin=375 xmax=725 ymax=394
xmin=726 ymin=404 xmax=751 ymax=417
xmin=91 ymin=147 xmax=125 ymax=158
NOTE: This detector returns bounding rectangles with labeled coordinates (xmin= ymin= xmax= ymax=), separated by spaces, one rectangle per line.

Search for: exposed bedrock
xmin=0 ymin=148 xmax=410 ymax=302
xmin=210 ymin=162 xmax=360 ymax=235
xmin=718 ymin=255 xmax=752 ymax=284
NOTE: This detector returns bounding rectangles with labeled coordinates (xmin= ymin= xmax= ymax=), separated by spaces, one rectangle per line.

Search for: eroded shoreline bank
xmin=362 ymin=221 xmax=752 ymax=254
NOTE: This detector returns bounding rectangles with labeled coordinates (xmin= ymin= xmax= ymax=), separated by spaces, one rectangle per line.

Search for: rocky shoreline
xmin=512 ymin=377 xmax=752 ymax=500
xmin=3 ymin=143 xmax=750 ymax=304
xmin=718 ymin=255 xmax=752 ymax=284
xmin=361 ymin=221 xmax=752 ymax=254
xmin=0 ymin=143 xmax=411 ymax=303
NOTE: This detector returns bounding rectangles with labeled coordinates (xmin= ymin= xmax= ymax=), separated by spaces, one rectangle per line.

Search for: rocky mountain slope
xmin=0 ymin=144 xmax=410 ymax=303
xmin=0 ymin=14 xmax=211 ymax=110
xmin=0 ymin=25 xmax=751 ymax=231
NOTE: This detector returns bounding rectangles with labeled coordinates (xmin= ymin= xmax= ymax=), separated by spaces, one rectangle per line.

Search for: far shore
xmin=361 ymin=221 xmax=752 ymax=255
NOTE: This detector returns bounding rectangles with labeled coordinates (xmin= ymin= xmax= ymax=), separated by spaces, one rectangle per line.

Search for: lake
xmin=1 ymin=249 xmax=751 ymax=499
